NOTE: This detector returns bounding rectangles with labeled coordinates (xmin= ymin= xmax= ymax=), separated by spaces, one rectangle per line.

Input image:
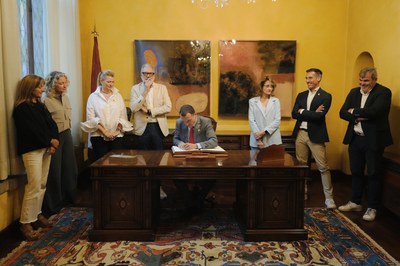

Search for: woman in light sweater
xmin=42 ymin=71 xmax=78 ymax=216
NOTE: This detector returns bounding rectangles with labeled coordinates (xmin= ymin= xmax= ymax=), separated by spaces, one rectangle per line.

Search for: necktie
xmin=189 ymin=127 xmax=195 ymax=144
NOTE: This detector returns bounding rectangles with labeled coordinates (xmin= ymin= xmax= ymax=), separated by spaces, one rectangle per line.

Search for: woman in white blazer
xmin=248 ymin=76 xmax=282 ymax=150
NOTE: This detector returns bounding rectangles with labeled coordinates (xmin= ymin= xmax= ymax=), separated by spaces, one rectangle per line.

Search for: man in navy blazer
xmin=173 ymin=104 xmax=218 ymax=216
xmin=338 ymin=67 xmax=392 ymax=222
xmin=292 ymin=68 xmax=336 ymax=209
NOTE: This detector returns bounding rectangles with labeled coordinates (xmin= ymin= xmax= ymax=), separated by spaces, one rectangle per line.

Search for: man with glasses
xmin=130 ymin=63 xmax=172 ymax=198
xmin=130 ymin=63 xmax=171 ymax=149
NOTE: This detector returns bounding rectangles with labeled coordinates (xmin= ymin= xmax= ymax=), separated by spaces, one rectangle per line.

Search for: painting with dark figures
xmin=134 ymin=40 xmax=211 ymax=116
xmin=219 ymin=40 xmax=296 ymax=117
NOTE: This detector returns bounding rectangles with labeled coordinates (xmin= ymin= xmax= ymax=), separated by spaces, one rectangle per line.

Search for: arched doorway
xmin=353 ymin=52 xmax=374 ymax=85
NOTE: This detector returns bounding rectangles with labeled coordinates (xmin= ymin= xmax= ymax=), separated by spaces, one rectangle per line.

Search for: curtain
xmin=44 ymin=0 xmax=83 ymax=144
xmin=0 ymin=2 xmax=9 ymax=180
xmin=1 ymin=0 xmax=25 ymax=179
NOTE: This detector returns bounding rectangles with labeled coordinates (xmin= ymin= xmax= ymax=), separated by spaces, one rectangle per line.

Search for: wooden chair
xmin=203 ymin=115 xmax=217 ymax=131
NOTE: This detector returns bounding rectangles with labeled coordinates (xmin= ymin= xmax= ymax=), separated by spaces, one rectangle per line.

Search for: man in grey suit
xmin=173 ymin=105 xmax=217 ymax=150
xmin=173 ymin=104 xmax=218 ymax=216
xmin=292 ymin=68 xmax=336 ymax=209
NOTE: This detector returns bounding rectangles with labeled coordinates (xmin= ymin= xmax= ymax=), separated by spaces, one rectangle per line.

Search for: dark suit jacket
xmin=292 ymin=88 xmax=331 ymax=143
xmin=339 ymin=83 xmax=392 ymax=150
xmin=173 ymin=115 xmax=218 ymax=149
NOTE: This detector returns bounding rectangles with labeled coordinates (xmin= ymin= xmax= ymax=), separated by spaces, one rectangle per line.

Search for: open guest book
xmin=171 ymin=145 xmax=228 ymax=158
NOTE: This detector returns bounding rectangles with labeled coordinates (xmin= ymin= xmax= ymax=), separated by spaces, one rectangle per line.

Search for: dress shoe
xmin=20 ymin=223 xmax=39 ymax=241
xmin=362 ymin=208 xmax=377 ymax=221
xmin=33 ymin=214 xmax=53 ymax=228
xmin=338 ymin=201 xmax=362 ymax=212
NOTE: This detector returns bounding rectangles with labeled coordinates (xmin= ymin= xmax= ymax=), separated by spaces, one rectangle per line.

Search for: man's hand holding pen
xmin=179 ymin=142 xmax=197 ymax=150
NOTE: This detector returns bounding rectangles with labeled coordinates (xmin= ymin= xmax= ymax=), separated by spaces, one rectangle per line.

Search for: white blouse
xmin=80 ymin=86 xmax=133 ymax=139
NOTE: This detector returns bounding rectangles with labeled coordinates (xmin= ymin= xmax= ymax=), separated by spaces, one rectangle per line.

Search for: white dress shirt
xmin=300 ymin=87 xmax=320 ymax=130
xmin=353 ymin=88 xmax=370 ymax=136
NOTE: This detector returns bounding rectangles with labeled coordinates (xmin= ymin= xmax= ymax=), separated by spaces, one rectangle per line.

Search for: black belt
xmin=299 ymin=128 xmax=308 ymax=132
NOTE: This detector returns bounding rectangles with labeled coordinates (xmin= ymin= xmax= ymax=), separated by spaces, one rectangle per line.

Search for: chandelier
xmin=191 ymin=0 xmax=257 ymax=9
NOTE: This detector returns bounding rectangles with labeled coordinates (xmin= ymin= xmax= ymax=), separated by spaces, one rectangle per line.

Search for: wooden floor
xmin=1 ymin=170 xmax=400 ymax=261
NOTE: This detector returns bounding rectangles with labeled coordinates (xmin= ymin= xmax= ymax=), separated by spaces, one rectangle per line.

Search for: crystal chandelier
xmin=191 ymin=0 xmax=257 ymax=9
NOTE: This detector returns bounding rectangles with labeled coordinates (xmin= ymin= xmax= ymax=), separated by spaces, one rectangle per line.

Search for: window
xmin=17 ymin=0 xmax=45 ymax=77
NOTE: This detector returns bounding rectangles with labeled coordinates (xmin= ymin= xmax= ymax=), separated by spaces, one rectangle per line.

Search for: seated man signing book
xmin=173 ymin=105 xmax=217 ymax=150
xmin=173 ymin=104 xmax=218 ymax=216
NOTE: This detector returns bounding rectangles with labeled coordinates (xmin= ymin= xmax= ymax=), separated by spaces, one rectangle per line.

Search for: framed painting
xmin=134 ymin=40 xmax=211 ymax=116
xmin=219 ymin=40 xmax=296 ymax=117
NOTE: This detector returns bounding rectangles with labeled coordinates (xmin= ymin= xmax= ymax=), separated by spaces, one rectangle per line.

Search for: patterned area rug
xmin=1 ymin=207 xmax=398 ymax=265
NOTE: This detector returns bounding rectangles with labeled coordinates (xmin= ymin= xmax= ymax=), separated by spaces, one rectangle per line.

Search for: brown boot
xmin=20 ymin=223 xmax=39 ymax=241
xmin=33 ymin=214 xmax=53 ymax=228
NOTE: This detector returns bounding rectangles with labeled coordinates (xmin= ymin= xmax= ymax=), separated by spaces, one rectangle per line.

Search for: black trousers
xmin=137 ymin=123 xmax=164 ymax=150
xmin=348 ymin=134 xmax=384 ymax=209
xmin=43 ymin=129 xmax=77 ymax=216
xmin=90 ymin=136 xmax=124 ymax=162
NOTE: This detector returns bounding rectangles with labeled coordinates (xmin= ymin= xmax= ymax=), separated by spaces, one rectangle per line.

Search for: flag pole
xmin=90 ymin=26 xmax=102 ymax=93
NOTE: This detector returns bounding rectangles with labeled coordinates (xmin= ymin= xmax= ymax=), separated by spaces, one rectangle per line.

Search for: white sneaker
xmin=160 ymin=186 xmax=167 ymax=200
xmin=325 ymin=199 xmax=337 ymax=209
xmin=338 ymin=201 xmax=362 ymax=212
xmin=362 ymin=208 xmax=377 ymax=221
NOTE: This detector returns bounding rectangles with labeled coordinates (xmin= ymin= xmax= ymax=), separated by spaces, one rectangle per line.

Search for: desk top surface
xmin=91 ymin=150 xmax=306 ymax=169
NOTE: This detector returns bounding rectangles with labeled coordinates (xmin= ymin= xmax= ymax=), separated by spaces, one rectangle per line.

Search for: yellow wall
xmin=79 ymin=0 xmax=348 ymax=169
xmin=0 ymin=188 xmax=23 ymax=230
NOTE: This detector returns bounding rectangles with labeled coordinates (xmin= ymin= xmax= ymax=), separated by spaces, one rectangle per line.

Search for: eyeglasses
xmin=141 ymin=72 xmax=155 ymax=77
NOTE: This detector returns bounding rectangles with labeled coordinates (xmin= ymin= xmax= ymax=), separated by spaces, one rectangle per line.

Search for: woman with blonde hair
xmin=13 ymin=75 xmax=59 ymax=240
xmin=81 ymin=69 xmax=133 ymax=161
xmin=42 ymin=71 xmax=78 ymax=216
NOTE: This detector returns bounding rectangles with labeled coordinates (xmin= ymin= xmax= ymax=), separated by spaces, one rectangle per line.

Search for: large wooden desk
xmin=90 ymin=150 xmax=308 ymax=242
